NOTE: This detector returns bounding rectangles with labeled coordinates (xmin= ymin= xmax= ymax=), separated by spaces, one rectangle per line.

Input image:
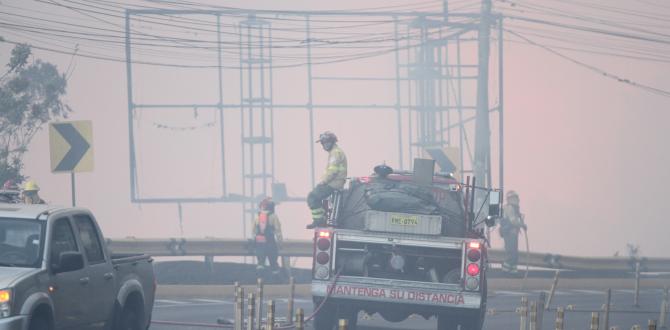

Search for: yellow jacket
xmin=321 ymin=145 xmax=347 ymax=189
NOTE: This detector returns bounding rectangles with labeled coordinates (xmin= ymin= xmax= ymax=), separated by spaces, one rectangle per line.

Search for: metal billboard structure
xmin=124 ymin=3 xmax=503 ymax=239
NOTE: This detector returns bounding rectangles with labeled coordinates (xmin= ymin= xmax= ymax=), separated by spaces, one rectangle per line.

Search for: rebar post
xmin=635 ymin=262 xmax=641 ymax=308
xmin=520 ymin=296 xmax=528 ymax=330
xmin=338 ymin=319 xmax=349 ymax=330
xmin=590 ymin=312 xmax=599 ymax=330
xmin=555 ymin=307 xmax=564 ymax=330
xmin=246 ymin=293 xmax=255 ymax=330
xmin=233 ymin=281 xmax=241 ymax=329
xmin=530 ymin=301 xmax=538 ymax=330
xmin=266 ymin=300 xmax=275 ymax=330
xmin=660 ymin=287 xmax=668 ymax=329
xmin=287 ymin=276 xmax=295 ymax=325
xmin=538 ymin=292 xmax=546 ymax=330
xmin=295 ymin=308 xmax=305 ymax=330
xmin=256 ymin=278 xmax=263 ymax=330
xmin=604 ymin=288 xmax=612 ymax=330
xmin=235 ymin=287 xmax=245 ymax=330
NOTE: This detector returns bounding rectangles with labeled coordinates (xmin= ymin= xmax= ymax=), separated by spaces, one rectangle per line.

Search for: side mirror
xmin=488 ymin=191 xmax=502 ymax=218
xmin=54 ymin=252 xmax=84 ymax=274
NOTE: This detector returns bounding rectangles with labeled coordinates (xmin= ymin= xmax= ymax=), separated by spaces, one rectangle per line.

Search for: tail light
xmin=464 ymin=240 xmax=483 ymax=291
xmin=467 ymin=263 xmax=480 ymax=276
xmin=313 ymin=229 xmax=333 ymax=280
xmin=467 ymin=249 xmax=481 ymax=262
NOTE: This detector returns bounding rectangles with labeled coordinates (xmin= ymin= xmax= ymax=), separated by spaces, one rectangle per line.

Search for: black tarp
xmin=337 ymin=177 xmax=466 ymax=236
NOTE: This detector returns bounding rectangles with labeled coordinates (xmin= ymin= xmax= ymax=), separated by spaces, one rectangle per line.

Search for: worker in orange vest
xmin=253 ymin=198 xmax=283 ymax=273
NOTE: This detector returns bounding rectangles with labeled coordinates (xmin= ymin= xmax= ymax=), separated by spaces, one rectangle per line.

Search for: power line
xmin=506 ymin=29 xmax=670 ymax=98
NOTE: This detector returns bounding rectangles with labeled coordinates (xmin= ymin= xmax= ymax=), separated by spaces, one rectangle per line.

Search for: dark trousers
xmin=503 ymin=232 xmax=519 ymax=269
xmin=307 ymin=184 xmax=335 ymax=209
xmin=256 ymin=242 xmax=279 ymax=269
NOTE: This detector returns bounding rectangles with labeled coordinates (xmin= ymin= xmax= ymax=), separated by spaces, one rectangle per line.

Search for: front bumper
xmin=312 ymin=276 xmax=482 ymax=309
xmin=0 ymin=315 xmax=29 ymax=330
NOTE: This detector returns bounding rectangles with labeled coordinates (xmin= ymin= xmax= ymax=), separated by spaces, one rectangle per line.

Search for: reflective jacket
xmin=499 ymin=204 xmax=524 ymax=237
xmin=252 ymin=211 xmax=283 ymax=244
xmin=321 ymin=145 xmax=347 ymax=189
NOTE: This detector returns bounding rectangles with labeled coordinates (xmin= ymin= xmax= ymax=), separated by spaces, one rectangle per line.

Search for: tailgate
xmin=312 ymin=277 xmax=481 ymax=309
xmin=311 ymin=229 xmax=484 ymax=309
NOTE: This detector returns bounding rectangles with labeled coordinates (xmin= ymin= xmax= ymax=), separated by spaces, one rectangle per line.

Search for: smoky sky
xmin=3 ymin=0 xmax=669 ymax=258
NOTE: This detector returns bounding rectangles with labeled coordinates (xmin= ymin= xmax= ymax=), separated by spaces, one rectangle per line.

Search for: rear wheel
xmin=437 ymin=314 xmax=458 ymax=330
xmin=458 ymin=309 xmax=485 ymax=330
xmin=116 ymin=306 xmax=143 ymax=330
xmin=313 ymin=303 xmax=336 ymax=330
xmin=28 ymin=315 xmax=51 ymax=330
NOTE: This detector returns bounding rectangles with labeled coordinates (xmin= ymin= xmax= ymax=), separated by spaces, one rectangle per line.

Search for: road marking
xmin=571 ymin=290 xmax=604 ymax=295
xmin=155 ymin=299 xmax=189 ymax=305
xmin=190 ymin=299 xmax=232 ymax=304
xmin=493 ymin=291 xmax=527 ymax=296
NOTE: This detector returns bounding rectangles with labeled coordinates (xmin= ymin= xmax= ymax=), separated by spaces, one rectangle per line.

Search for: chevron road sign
xmin=49 ymin=121 xmax=94 ymax=173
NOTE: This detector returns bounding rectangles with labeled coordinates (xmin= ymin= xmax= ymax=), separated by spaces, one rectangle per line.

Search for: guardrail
xmin=107 ymin=238 xmax=670 ymax=272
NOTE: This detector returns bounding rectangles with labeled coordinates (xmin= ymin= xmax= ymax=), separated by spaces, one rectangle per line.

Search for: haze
xmin=2 ymin=0 xmax=669 ymax=258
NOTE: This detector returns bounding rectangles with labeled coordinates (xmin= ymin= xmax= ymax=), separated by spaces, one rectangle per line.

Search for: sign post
xmin=49 ymin=121 xmax=94 ymax=206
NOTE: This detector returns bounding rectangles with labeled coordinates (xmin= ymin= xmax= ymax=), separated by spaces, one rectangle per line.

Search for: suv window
xmin=74 ymin=215 xmax=105 ymax=264
xmin=50 ymin=218 xmax=78 ymax=266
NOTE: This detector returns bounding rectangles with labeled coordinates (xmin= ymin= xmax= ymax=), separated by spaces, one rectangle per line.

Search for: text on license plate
xmin=390 ymin=215 xmax=419 ymax=226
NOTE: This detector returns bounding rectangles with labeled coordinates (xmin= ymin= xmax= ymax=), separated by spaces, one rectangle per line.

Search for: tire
xmin=28 ymin=316 xmax=50 ymax=330
xmin=437 ymin=313 xmax=458 ymax=330
xmin=116 ymin=306 xmax=143 ymax=330
xmin=457 ymin=309 xmax=485 ymax=330
xmin=313 ymin=303 xmax=336 ymax=330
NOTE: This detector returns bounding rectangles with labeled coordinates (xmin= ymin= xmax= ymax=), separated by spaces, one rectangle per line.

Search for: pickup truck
xmin=311 ymin=166 xmax=499 ymax=330
xmin=0 ymin=204 xmax=155 ymax=330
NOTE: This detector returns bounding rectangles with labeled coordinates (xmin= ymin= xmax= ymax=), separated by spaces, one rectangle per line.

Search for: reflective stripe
xmin=311 ymin=208 xmax=325 ymax=215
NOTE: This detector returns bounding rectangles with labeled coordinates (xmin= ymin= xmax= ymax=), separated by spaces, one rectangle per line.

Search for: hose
xmin=521 ymin=228 xmax=530 ymax=290
xmin=275 ymin=268 xmax=344 ymax=329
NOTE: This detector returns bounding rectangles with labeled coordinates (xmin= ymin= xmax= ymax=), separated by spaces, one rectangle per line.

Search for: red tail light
xmin=467 ymin=249 xmax=481 ymax=262
xmin=317 ymin=238 xmax=331 ymax=251
xmin=316 ymin=252 xmax=330 ymax=265
xmin=467 ymin=263 xmax=480 ymax=276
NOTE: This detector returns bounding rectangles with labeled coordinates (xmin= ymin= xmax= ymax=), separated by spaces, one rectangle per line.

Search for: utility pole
xmin=473 ymin=0 xmax=492 ymax=193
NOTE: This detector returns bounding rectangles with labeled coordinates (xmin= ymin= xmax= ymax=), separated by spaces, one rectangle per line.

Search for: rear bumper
xmin=0 ymin=315 xmax=29 ymax=330
xmin=312 ymin=277 xmax=482 ymax=309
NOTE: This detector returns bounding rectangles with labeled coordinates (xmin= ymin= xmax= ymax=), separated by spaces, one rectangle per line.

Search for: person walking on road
xmin=499 ymin=190 xmax=526 ymax=273
xmin=253 ymin=198 xmax=283 ymax=274
xmin=306 ymin=131 xmax=347 ymax=229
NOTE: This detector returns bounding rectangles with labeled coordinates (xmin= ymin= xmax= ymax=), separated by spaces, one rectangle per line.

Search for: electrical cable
xmin=506 ymin=29 xmax=670 ymax=98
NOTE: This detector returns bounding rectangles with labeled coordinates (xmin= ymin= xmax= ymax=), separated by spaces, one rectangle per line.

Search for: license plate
xmin=390 ymin=214 xmax=419 ymax=226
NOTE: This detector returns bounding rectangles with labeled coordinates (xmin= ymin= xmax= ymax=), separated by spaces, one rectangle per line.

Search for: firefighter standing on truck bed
xmin=499 ymin=190 xmax=527 ymax=273
xmin=253 ymin=198 xmax=283 ymax=273
xmin=306 ymin=131 xmax=347 ymax=229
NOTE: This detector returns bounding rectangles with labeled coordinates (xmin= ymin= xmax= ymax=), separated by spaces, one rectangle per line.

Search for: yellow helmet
xmin=23 ymin=181 xmax=40 ymax=192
